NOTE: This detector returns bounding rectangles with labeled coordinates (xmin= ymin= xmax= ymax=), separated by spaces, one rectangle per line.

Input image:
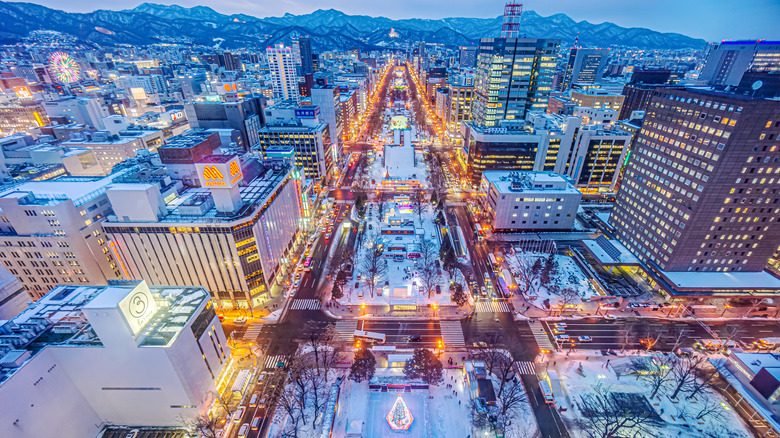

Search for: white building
xmin=0 ymin=173 xmax=127 ymax=299
xmin=0 ymin=265 xmax=29 ymax=319
xmin=267 ymin=44 xmax=299 ymax=104
xmin=480 ymin=171 xmax=582 ymax=232
xmin=0 ymin=280 xmax=228 ymax=438
xmin=42 ymin=97 xmax=107 ymax=131
xmin=63 ymin=129 xmax=165 ymax=175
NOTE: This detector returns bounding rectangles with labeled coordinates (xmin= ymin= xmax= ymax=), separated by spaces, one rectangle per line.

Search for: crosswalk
xmin=440 ymin=320 xmax=466 ymax=347
xmin=528 ymin=321 xmax=556 ymax=352
xmin=290 ymin=299 xmax=321 ymax=310
xmin=475 ymin=301 xmax=511 ymax=313
xmin=242 ymin=323 xmax=263 ymax=340
xmin=334 ymin=320 xmax=358 ymax=342
xmin=264 ymin=354 xmax=290 ymax=370
xmin=515 ymin=361 xmax=536 ymax=375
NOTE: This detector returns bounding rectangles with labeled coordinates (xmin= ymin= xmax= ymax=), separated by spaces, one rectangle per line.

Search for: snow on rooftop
xmin=660 ymin=270 xmax=780 ymax=290
xmin=582 ymin=237 xmax=640 ymax=265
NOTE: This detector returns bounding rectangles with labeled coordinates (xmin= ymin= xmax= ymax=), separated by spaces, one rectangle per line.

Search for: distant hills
xmin=0 ymin=2 xmax=708 ymax=51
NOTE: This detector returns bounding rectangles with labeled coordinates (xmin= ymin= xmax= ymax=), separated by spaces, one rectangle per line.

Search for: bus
xmin=474 ymin=223 xmax=485 ymax=240
xmin=496 ymin=277 xmax=510 ymax=298
xmin=303 ymin=257 xmax=313 ymax=272
xmin=538 ymin=379 xmax=554 ymax=404
xmin=452 ymin=227 xmax=468 ymax=261
xmin=501 ymin=269 xmax=517 ymax=291
xmin=353 ymin=330 xmax=386 ymax=344
xmin=488 ymin=254 xmax=499 ymax=272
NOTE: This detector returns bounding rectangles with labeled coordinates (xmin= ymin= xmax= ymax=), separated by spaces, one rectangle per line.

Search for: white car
xmin=554 ymin=322 xmax=567 ymax=328
xmin=578 ymin=336 xmax=593 ymax=342
xmin=555 ymin=334 xmax=570 ymax=341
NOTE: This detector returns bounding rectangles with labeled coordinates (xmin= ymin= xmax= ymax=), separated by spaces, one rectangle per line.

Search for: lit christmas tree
xmin=386 ymin=393 xmax=414 ymax=430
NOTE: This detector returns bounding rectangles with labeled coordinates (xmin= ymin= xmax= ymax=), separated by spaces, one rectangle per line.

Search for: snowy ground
xmin=505 ymin=251 xmax=597 ymax=308
xmin=548 ymin=352 xmax=753 ymax=438
xmin=344 ymin=201 xmax=465 ymax=308
xmin=332 ymin=368 xmax=477 ymax=438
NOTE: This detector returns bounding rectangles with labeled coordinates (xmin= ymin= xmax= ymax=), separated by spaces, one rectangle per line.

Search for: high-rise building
xmin=267 ymin=44 xmax=300 ymax=104
xmin=300 ymin=37 xmax=314 ymax=75
xmin=311 ymin=85 xmax=343 ymax=158
xmin=0 ymin=280 xmax=228 ymax=438
xmin=445 ymin=84 xmax=473 ymax=137
xmin=472 ymin=38 xmax=560 ymax=127
xmin=183 ymin=96 xmax=265 ymax=149
xmin=559 ymin=48 xmax=609 ymax=91
xmin=459 ymin=46 xmax=477 ymax=68
xmin=699 ymin=40 xmax=780 ymax=88
xmin=612 ymin=88 xmax=780 ymax=272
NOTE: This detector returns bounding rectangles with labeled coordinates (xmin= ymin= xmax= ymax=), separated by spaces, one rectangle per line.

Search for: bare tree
xmin=493 ymin=352 xmax=516 ymax=398
xmin=473 ymin=333 xmax=505 ymax=375
xmin=636 ymin=354 xmax=677 ymax=400
xmin=496 ymin=378 xmax=529 ymax=431
xmin=668 ymin=325 xmax=688 ymax=353
xmin=576 ymin=385 xmax=659 ymax=438
xmin=639 ymin=325 xmax=664 ymax=352
xmin=669 ymin=355 xmax=708 ymax=399
xmin=514 ymin=254 xmax=542 ymax=296
xmin=303 ymin=323 xmax=343 ymax=378
xmin=179 ymin=414 xmax=220 ymax=438
xmin=555 ymin=286 xmax=580 ymax=316
xmin=275 ymin=383 xmax=304 ymax=438
xmin=687 ymin=361 xmax=723 ymax=400
xmin=361 ymin=244 xmax=387 ymax=298
xmin=618 ymin=323 xmax=635 ymax=353
xmin=694 ymin=392 xmax=727 ymax=421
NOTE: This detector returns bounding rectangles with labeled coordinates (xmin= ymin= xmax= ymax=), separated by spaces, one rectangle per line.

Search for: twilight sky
xmin=23 ymin=0 xmax=780 ymax=41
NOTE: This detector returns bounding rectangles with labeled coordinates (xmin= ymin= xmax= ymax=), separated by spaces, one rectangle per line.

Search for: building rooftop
xmin=0 ymin=281 xmax=208 ymax=385
xmin=483 ymin=171 xmax=580 ymax=194
xmin=0 ymin=170 xmax=128 ymax=207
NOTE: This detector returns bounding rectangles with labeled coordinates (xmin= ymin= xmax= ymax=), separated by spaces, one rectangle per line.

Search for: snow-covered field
xmin=505 ymin=251 xmax=596 ymax=308
xmin=549 ymin=353 xmax=753 ymax=438
xmin=344 ymin=201 xmax=464 ymax=308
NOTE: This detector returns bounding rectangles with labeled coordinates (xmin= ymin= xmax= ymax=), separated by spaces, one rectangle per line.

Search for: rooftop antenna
xmin=574 ymin=31 xmax=579 ymax=48
xmin=501 ymin=2 xmax=523 ymax=38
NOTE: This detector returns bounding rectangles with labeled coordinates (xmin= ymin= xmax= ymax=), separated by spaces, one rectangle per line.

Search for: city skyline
xmin=18 ymin=0 xmax=780 ymax=42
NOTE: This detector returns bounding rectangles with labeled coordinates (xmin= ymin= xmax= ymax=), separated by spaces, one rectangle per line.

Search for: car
xmin=234 ymin=317 xmax=247 ymax=325
xmin=218 ymin=315 xmax=225 ymax=321
xmin=578 ymin=336 xmax=593 ymax=342
xmin=251 ymin=416 xmax=262 ymax=431
xmin=555 ymin=334 xmax=570 ymax=341
xmin=309 ymin=236 xmax=316 ymax=243
xmin=258 ymin=396 xmax=267 ymax=409
xmin=491 ymin=291 xmax=497 ymax=301
xmin=237 ymin=423 xmax=249 ymax=438
xmin=408 ymin=335 xmax=422 ymax=342
xmin=293 ymin=279 xmax=301 ymax=287
xmin=233 ymin=406 xmax=246 ymax=422
xmin=603 ymin=315 xmax=617 ymax=320
xmin=480 ymin=286 xmax=487 ymax=297
xmin=553 ymin=327 xmax=566 ymax=335
xmin=257 ymin=374 xmax=265 ymax=384
xmin=249 ymin=392 xmax=259 ymax=407
xmin=554 ymin=323 xmax=567 ymax=328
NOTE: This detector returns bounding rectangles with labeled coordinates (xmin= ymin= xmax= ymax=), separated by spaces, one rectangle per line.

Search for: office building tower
xmin=0 ymin=173 xmax=126 ymax=298
xmin=472 ymin=38 xmax=560 ymax=126
xmin=184 ymin=96 xmax=265 ymax=149
xmin=699 ymin=40 xmax=780 ymax=88
xmin=202 ymin=52 xmax=242 ymax=71
xmin=311 ymin=85 xmax=343 ymax=158
xmin=257 ymin=102 xmax=334 ymax=181
xmin=479 ymin=171 xmax=582 ymax=232
xmin=300 ymin=37 xmax=314 ymax=75
xmin=459 ymin=46 xmax=477 ymax=68
xmin=104 ymin=160 xmax=302 ymax=309
xmin=267 ymin=44 xmax=300 ymax=104
xmin=0 ymin=280 xmax=228 ymax=438
xmin=612 ymin=88 xmax=780 ymax=272
xmin=559 ymin=48 xmax=609 ymax=91
xmin=463 ymin=112 xmax=630 ymax=191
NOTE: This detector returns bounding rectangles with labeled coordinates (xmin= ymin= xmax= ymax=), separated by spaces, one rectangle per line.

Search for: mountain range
xmin=0 ymin=2 xmax=708 ymax=51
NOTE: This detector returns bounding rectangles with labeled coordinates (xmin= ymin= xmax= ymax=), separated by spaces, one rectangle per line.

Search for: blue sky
xmin=25 ymin=0 xmax=780 ymax=41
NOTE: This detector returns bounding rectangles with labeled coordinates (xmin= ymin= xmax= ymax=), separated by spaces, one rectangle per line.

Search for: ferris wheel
xmin=48 ymin=52 xmax=81 ymax=83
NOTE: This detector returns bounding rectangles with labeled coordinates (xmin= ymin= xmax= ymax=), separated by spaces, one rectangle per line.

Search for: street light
xmin=721 ymin=304 xmax=731 ymax=317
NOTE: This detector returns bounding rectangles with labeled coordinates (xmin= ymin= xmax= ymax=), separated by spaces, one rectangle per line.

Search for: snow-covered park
xmin=341 ymin=200 xmax=467 ymax=310
xmin=547 ymin=352 xmax=753 ymax=438
xmin=505 ymin=250 xmax=597 ymax=309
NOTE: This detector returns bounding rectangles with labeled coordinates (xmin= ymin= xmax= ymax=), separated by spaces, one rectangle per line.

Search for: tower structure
xmin=501 ymin=3 xmax=523 ymax=38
